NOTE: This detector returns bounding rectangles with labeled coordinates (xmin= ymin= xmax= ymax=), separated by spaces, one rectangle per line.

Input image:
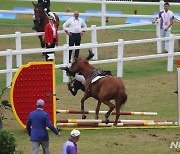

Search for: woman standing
xmin=44 ymin=15 xmax=58 ymax=61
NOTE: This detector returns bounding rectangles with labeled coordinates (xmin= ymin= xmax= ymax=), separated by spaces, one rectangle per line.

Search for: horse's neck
xmin=79 ymin=65 xmax=95 ymax=79
xmin=43 ymin=12 xmax=49 ymax=24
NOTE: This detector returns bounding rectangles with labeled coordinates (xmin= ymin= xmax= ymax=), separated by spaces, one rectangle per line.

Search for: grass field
xmin=1 ymin=0 xmax=180 ymax=154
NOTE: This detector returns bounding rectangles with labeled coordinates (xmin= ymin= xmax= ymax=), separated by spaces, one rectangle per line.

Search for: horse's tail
xmin=119 ymin=91 xmax=127 ymax=105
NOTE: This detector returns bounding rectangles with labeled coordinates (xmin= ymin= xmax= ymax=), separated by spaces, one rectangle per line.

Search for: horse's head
xmin=33 ymin=2 xmax=44 ymax=24
xmin=70 ymin=50 xmax=95 ymax=76
xmin=70 ymin=58 xmax=87 ymax=73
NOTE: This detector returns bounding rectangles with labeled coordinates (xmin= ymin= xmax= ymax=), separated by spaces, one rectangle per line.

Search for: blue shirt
xmin=62 ymin=138 xmax=78 ymax=154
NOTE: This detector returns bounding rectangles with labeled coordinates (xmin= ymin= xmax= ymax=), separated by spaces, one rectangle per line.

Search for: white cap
xmin=48 ymin=12 xmax=56 ymax=21
xmin=71 ymin=129 xmax=80 ymax=137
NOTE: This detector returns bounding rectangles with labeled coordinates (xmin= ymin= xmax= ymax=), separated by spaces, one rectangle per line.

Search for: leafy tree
xmin=0 ymin=130 xmax=16 ymax=154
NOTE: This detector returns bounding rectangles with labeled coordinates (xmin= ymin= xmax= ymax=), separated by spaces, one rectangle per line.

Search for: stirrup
xmin=32 ymin=26 xmax=36 ymax=30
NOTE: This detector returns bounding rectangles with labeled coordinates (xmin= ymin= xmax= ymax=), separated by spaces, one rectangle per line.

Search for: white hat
xmin=48 ymin=12 xmax=56 ymax=21
xmin=71 ymin=129 xmax=80 ymax=137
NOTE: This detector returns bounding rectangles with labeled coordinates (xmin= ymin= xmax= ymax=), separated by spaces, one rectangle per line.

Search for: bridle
xmin=34 ymin=5 xmax=44 ymax=24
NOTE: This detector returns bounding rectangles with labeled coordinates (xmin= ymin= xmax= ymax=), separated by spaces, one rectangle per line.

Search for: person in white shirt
xmin=63 ymin=11 xmax=87 ymax=62
xmin=153 ymin=2 xmax=174 ymax=53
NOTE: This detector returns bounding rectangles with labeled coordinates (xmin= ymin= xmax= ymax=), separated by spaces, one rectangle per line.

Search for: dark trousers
xmin=69 ymin=33 xmax=81 ymax=63
xmin=45 ymin=38 xmax=56 ymax=61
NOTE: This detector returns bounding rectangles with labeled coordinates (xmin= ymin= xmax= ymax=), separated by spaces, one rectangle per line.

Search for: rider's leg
xmin=32 ymin=15 xmax=36 ymax=30
xmin=74 ymin=74 xmax=85 ymax=85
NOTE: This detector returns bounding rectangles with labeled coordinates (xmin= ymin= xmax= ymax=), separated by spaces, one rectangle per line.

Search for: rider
xmin=60 ymin=50 xmax=94 ymax=96
xmin=33 ymin=0 xmax=56 ymax=30
xmin=39 ymin=0 xmax=50 ymax=13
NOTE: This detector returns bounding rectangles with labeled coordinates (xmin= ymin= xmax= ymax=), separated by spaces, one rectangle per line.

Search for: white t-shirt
xmin=157 ymin=10 xmax=174 ymax=30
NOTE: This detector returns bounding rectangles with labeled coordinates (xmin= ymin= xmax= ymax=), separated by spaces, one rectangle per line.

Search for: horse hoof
xmin=105 ymin=119 xmax=109 ymax=124
xmin=95 ymin=115 xmax=99 ymax=120
xmin=82 ymin=115 xmax=86 ymax=119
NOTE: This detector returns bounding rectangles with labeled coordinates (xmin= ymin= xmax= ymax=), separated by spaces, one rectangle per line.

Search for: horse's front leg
xmin=95 ymin=100 xmax=101 ymax=119
xmin=38 ymin=35 xmax=45 ymax=48
xmin=81 ymin=92 xmax=90 ymax=119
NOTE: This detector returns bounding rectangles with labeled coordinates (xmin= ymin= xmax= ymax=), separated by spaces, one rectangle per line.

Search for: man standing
xmin=63 ymin=11 xmax=87 ymax=63
xmin=153 ymin=2 xmax=174 ymax=53
xmin=62 ymin=129 xmax=80 ymax=154
xmin=26 ymin=99 xmax=60 ymax=154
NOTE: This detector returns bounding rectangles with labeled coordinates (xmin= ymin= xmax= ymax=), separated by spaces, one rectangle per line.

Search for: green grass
xmin=1 ymin=0 xmax=180 ymax=154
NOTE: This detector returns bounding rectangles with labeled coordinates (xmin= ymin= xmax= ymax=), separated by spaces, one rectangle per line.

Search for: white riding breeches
xmin=75 ymin=74 xmax=85 ymax=85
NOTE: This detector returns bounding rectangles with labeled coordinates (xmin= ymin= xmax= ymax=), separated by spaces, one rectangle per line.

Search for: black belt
xmin=71 ymin=33 xmax=80 ymax=35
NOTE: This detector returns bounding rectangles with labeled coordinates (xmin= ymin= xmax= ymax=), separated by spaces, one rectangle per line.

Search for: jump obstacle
xmin=56 ymin=109 xmax=157 ymax=116
xmin=56 ymin=110 xmax=173 ymax=128
xmin=10 ymin=62 xmax=178 ymax=129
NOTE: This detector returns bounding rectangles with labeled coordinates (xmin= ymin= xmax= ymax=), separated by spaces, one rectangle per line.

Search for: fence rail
xmin=0 ymin=21 xmax=160 ymax=68
xmin=5 ymin=0 xmax=180 ymax=26
xmin=1 ymin=34 xmax=180 ymax=86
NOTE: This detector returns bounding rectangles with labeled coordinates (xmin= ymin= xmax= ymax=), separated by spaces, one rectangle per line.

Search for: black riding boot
xmin=59 ymin=67 xmax=75 ymax=77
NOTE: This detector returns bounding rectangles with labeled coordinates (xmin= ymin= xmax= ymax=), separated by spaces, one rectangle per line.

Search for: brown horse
xmin=32 ymin=2 xmax=59 ymax=48
xmin=70 ymin=55 xmax=127 ymax=126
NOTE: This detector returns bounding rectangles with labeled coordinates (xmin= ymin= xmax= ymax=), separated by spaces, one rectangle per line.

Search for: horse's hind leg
xmin=114 ymin=92 xmax=127 ymax=126
xmin=103 ymin=101 xmax=115 ymax=124
xmin=113 ymin=102 xmax=122 ymax=126
xmin=95 ymin=100 xmax=101 ymax=119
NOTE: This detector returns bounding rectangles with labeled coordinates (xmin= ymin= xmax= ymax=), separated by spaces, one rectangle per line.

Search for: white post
xmin=91 ymin=25 xmax=98 ymax=60
xmin=167 ymin=34 xmax=174 ymax=72
xmin=6 ymin=49 xmax=13 ymax=87
xmin=101 ymin=0 xmax=106 ymax=27
xmin=15 ymin=32 xmax=22 ymax=67
xmin=159 ymin=0 xmax=164 ymax=11
xmin=66 ymin=34 xmax=69 ymax=45
xmin=63 ymin=44 xmax=69 ymax=83
xmin=156 ymin=19 xmax=162 ymax=53
xmin=117 ymin=39 xmax=124 ymax=77
xmin=177 ymin=68 xmax=180 ymax=126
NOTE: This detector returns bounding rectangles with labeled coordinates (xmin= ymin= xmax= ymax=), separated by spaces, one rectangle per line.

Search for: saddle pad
xmin=91 ymin=76 xmax=106 ymax=83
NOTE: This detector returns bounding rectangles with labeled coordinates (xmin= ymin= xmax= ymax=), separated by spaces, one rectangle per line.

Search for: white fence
xmin=3 ymin=0 xmax=180 ymax=26
xmin=1 ymin=32 xmax=180 ymax=87
xmin=0 ymin=21 xmax=161 ymax=68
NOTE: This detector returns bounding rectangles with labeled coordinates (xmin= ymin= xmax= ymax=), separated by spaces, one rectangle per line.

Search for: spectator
xmin=44 ymin=15 xmax=58 ymax=61
xmin=63 ymin=11 xmax=87 ymax=63
xmin=26 ymin=99 xmax=60 ymax=154
xmin=153 ymin=2 xmax=174 ymax=53
xmin=62 ymin=129 xmax=80 ymax=154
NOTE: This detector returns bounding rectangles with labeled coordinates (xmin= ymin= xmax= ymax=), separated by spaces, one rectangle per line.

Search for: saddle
xmin=87 ymin=69 xmax=112 ymax=91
